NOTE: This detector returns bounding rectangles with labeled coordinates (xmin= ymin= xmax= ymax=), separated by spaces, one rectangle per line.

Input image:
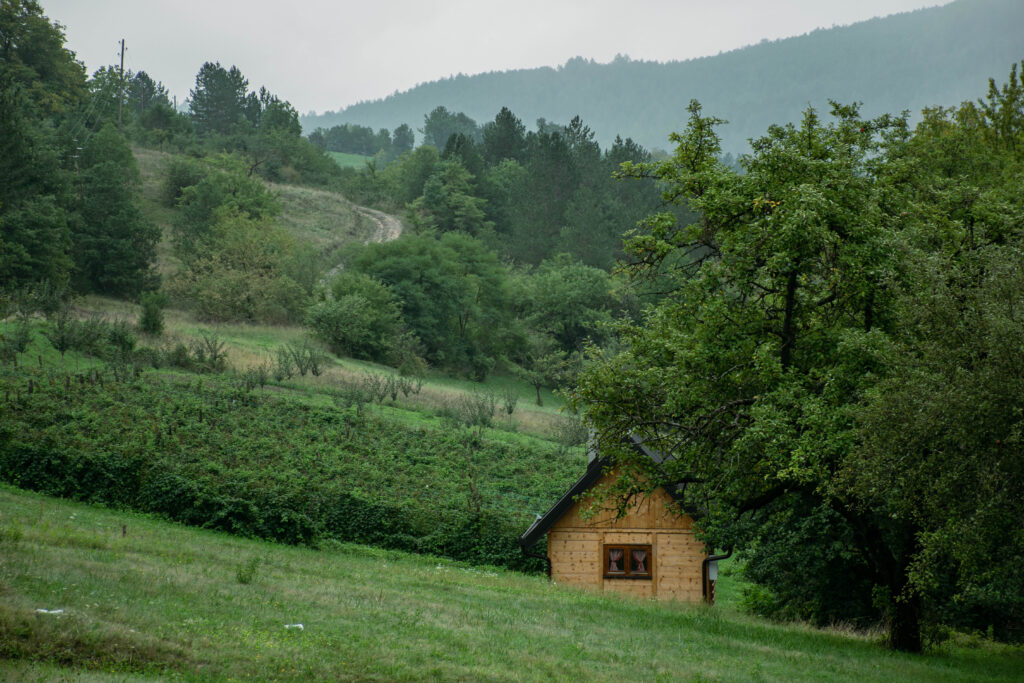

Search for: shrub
xmin=161 ymin=156 xmax=207 ymax=207
xmin=286 ymin=339 xmax=328 ymax=377
xmin=272 ymin=346 xmax=294 ymax=381
xmin=190 ymin=331 xmax=227 ymax=373
xmin=106 ymin=320 xmax=136 ymax=358
xmin=138 ymin=291 xmax=167 ymax=336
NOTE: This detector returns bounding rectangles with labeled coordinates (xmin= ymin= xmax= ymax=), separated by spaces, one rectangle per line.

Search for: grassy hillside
xmin=300 ymin=0 xmax=1024 ymax=154
xmin=65 ymin=292 xmax=572 ymax=441
xmin=133 ymin=147 xmax=376 ymax=263
xmin=0 ymin=325 xmax=584 ymax=570
xmin=97 ymin=149 xmax=573 ymax=443
xmin=125 ymin=145 xmax=573 ymax=431
xmin=2 ymin=486 xmax=1022 ymax=681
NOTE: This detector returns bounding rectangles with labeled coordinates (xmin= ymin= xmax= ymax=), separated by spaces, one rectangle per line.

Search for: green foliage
xmin=573 ymin=65 xmax=1024 ymax=651
xmin=340 ymin=106 xmax=660 ymax=269
xmin=0 ymin=0 xmax=87 ymax=117
xmin=169 ymin=155 xmax=280 ymax=259
xmin=306 ymin=271 xmax=407 ymax=364
xmin=409 ymin=159 xmax=493 ymax=238
xmin=284 ymin=338 xmax=328 ymax=377
xmin=161 ymin=156 xmax=208 ymax=207
xmin=310 ymin=121 xmax=412 ymax=160
xmin=71 ymin=124 xmax=160 ymax=296
xmin=0 ymin=84 xmax=72 ymax=290
xmin=518 ymin=253 xmax=614 ymax=352
xmin=0 ymin=362 xmax=578 ymax=571
xmin=346 ymin=232 xmax=515 ymax=378
xmin=235 ymin=556 xmax=261 ymax=585
xmin=482 ymin=106 xmax=527 ymax=164
xmin=421 ymin=105 xmax=480 ymax=148
xmin=190 ymin=330 xmax=228 ymax=373
xmin=188 ymin=61 xmax=250 ymax=137
xmin=164 ymin=157 xmax=310 ymax=323
xmin=138 ymin=290 xmax=167 ymax=336
xmin=186 ymin=62 xmax=339 ymax=187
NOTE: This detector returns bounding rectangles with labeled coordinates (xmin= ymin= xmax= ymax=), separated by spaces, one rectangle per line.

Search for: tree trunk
xmin=534 ymin=384 xmax=543 ymax=407
xmin=889 ymin=589 xmax=923 ymax=653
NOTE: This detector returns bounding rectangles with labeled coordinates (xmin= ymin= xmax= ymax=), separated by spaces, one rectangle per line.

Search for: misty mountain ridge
xmin=301 ymin=0 xmax=1024 ymax=154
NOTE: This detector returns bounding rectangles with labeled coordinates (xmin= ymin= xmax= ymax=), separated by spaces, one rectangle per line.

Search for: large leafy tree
xmin=0 ymin=0 xmax=86 ymax=290
xmin=70 ymin=124 xmax=159 ymax=296
xmin=572 ymin=100 xmax=926 ymax=648
xmin=0 ymin=0 xmax=86 ymax=117
xmin=0 ymin=84 xmax=72 ymax=288
xmin=409 ymin=159 xmax=492 ymax=238
xmin=347 ymin=232 xmax=513 ymax=378
xmin=391 ymin=123 xmax=415 ymax=156
xmin=843 ymin=68 xmax=1024 ymax=642
xmin=574 ymin=77 xmax=1024 ymax=650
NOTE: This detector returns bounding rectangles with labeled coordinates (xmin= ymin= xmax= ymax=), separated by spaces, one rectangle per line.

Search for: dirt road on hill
xmin=354 ymin=205 xmax=403 ymax=244
xmin=321 ymin=204 xmax=403 ymax=284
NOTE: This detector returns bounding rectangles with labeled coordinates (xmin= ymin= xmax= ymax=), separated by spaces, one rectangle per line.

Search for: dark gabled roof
xmin=519 ymin=434 xmax=701 ymax=550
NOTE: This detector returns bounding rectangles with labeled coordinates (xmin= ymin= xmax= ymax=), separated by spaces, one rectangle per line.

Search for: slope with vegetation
xmin=4 ymin=0 xmax=1024 ymax=664
xmin=3 ymin=485 xmax=1023 ymax=681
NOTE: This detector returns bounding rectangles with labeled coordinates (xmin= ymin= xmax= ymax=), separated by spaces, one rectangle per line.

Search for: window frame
xmin=603 ymin=543 xmax=653 ymax=580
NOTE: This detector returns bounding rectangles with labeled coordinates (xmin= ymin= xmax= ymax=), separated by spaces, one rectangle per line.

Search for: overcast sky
xmin=45 ymin=0 xmax=953 ymax=115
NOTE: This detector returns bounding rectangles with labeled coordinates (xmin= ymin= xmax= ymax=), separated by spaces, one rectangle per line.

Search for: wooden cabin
xmin=520 ymin=436 xmax=717 ymax=603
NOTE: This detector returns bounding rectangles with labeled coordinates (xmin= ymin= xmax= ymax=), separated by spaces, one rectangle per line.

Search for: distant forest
xmin=301 ymin=0 xmax=1024 ymax=153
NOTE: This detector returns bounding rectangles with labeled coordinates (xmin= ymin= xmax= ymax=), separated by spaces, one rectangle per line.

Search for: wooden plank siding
xmin=546 ymin=471 xmax=707 ymax=602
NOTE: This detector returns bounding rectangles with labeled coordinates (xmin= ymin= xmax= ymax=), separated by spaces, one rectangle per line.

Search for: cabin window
xmin=604 ymin=544 xmax=652 ymax=579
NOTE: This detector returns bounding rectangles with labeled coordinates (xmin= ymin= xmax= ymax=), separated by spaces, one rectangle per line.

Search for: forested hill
xmin=301 ymin=0 xmax=1024 ymax=153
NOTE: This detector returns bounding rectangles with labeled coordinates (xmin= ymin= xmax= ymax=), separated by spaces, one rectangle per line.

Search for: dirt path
xmin=321 ymin=204 xmax=403 ymax=284
xmin=354 ymin=205 xmax=403 ymax=244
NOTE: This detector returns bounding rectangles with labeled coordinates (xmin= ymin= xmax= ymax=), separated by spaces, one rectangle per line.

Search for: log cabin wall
xmin=546 ymin=472 xmax=706 ymax=602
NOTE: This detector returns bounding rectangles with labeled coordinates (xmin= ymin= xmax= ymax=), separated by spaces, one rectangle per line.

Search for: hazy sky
xmin=45 ymin=0 xmax=953 ymax=115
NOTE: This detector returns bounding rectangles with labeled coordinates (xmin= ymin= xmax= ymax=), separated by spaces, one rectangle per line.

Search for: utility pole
xmin=116 ymin=38 xmax=125 ymax=133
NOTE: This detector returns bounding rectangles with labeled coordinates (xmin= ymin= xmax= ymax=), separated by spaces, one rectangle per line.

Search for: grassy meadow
xmin=326 ymin=150 xmax=373 ymax=169
xmin=2 ymin=486 xmax=1022 ymax=681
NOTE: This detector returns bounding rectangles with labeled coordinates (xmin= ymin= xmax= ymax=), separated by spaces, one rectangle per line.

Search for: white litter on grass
xmin=284 ymin=623 xmax=304 ymax=630
xmin=35 ymin=609 xmax=64 ymax=615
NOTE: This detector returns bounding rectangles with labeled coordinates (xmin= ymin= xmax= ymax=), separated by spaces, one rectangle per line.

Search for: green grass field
xmin=326 ymin=150 xmax=373 ymax=169
xmin=2 ymin=486 xmax=1021 ymax=681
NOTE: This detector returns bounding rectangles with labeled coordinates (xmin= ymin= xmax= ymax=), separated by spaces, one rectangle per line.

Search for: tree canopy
xmin=571 ymin=70 xmax=1024 ymax=651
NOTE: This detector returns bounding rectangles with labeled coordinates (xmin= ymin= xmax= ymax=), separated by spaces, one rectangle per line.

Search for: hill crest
xmin=301 ymin=0 xmax=1024 ymax=153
